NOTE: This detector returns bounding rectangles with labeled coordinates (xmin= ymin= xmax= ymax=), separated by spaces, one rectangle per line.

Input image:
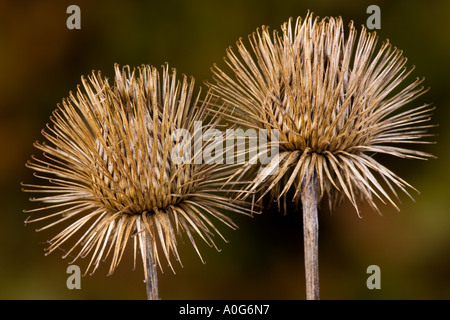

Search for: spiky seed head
xmin=209 ymin=13 xmax=436 ymax=215
xmin=23 ymin=63 xmax=250 ymax=276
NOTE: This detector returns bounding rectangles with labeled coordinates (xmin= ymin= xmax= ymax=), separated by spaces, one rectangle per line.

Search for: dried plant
xmin=23 ymin=64 xmax=251 ymax=299
xmin=209 ymin=14 xmax=436 ymax=299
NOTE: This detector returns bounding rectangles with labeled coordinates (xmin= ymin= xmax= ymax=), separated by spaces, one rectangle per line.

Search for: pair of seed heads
xmin=23 ymin=13 xmax=435 ymax=297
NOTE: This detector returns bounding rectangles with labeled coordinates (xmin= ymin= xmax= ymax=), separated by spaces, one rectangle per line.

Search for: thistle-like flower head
xmin=23 ymin=64 xmax=250 ymax=276
xmin=210 ymin=14 xmax=435 ymax=215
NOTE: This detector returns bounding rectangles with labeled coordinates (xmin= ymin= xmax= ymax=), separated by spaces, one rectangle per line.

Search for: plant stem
xmin=301 ymin=172 xmax=320 ymax=300
xmin=137 ymin=219 xmax=160 ymax=300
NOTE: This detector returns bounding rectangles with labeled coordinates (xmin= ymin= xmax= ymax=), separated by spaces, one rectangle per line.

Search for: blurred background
xmin=0 ymin=0 xmax=449 ymax=299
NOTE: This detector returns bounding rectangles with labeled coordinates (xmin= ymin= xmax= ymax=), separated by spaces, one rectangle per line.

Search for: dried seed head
xmin=23 ymin=63 xmax=250 ymax=276
xmin=209 ymin=13 xmax=436 ymax=215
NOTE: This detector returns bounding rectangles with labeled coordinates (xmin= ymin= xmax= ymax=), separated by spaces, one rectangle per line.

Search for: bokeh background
xmin=0 ymin=0 xmax=449 ymax=299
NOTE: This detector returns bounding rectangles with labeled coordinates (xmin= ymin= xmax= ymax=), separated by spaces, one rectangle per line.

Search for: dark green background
xmin=0 ymin=0 xmax=449 ymax=299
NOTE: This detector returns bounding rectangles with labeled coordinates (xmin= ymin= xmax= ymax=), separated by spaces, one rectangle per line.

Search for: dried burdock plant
xmin=22 ymin=64 xmax=251 ymax=299
xmin=209 ymin=13 xmax=436 ymax=299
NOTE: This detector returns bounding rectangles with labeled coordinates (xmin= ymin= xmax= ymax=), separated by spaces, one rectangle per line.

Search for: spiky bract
xmin=210 ymin=14 xmax=435 ymax=215
xmin=23 ymin=64 xmax=250 ymax=276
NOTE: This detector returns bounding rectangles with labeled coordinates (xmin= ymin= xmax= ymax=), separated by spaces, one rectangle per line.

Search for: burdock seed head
xmin=23 ymin=64 xmax=251 ymax=289
xmin=209 ymin=13 xmax=436 ymax=216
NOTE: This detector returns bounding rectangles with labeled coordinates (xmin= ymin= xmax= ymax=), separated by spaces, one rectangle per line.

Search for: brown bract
xmin=209 ymin=13 xmax=436 ymax=215
xmin=23 ymin=64 xmax=251 ymax=277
